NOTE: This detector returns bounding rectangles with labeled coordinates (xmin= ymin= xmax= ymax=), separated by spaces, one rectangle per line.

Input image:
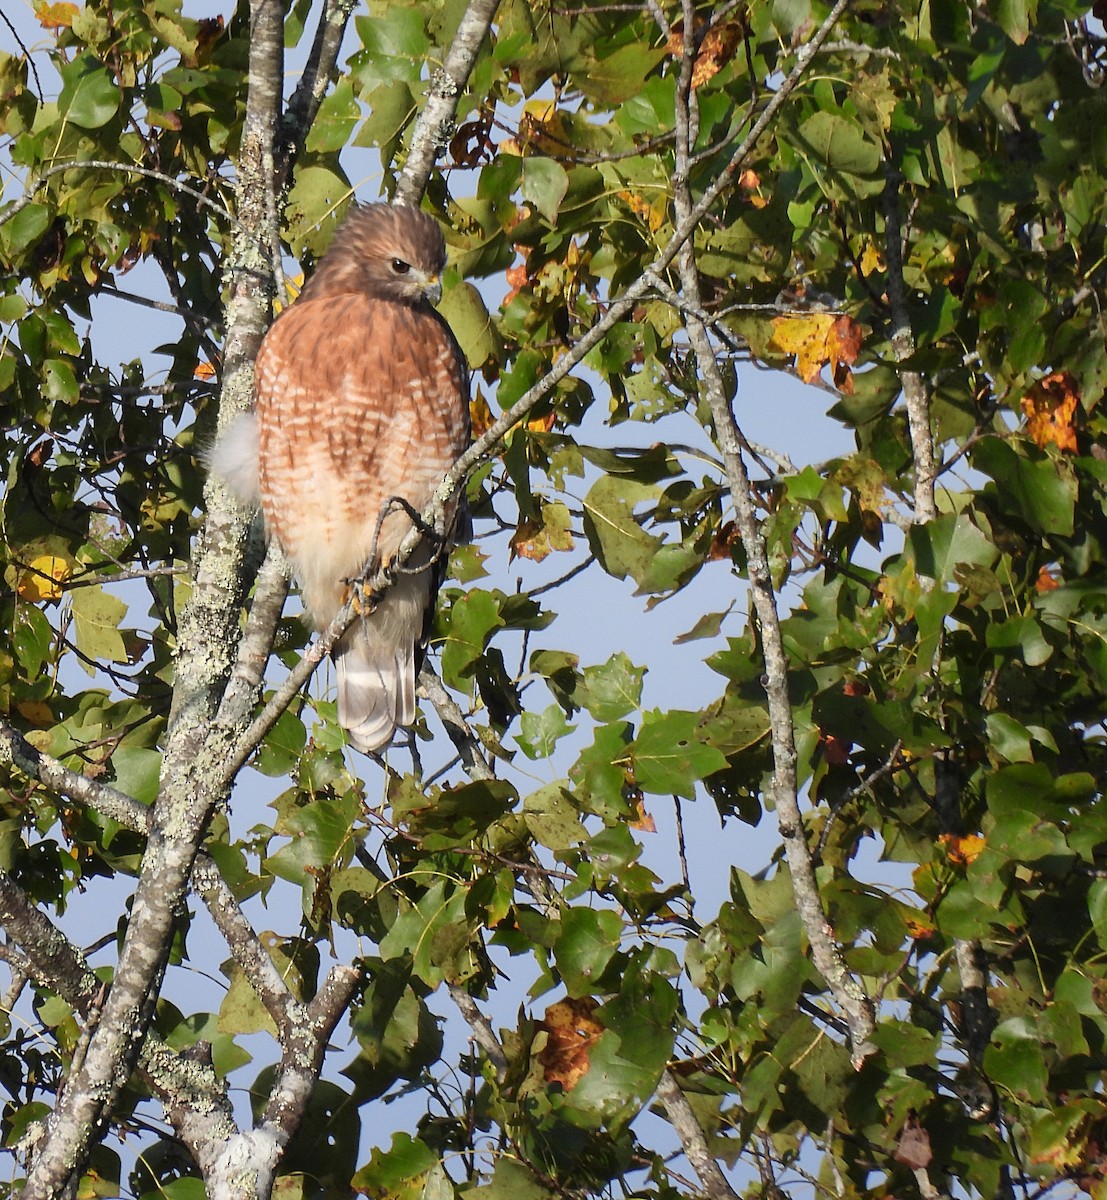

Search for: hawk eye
xmin=390 ymin=258 xmax=411 ymax=275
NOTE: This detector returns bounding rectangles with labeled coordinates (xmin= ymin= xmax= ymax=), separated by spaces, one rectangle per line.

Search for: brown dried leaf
xmin=537 ymin=998 xmax=603 ymax=1090
xmin=894 ymin=1117 xmax=933 ymax=1171
xmin=667 ymin=20 xmax=743 ymax=88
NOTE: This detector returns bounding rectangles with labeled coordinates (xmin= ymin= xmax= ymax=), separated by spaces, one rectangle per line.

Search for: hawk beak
xmin=423 ymin=275 xmax=442 ymax=305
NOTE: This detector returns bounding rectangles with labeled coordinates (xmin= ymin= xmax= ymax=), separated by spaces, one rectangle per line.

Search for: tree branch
xmin=394 ymin=0 xmax=502 ymax=207
xmin=0 ymin=161 xmax=235 ymax=230
xmin=655 ymin=1070 xmax=739 ymax=1200
xmin=449 ymin=983 xmax=508 ymax=1081
xmin=279 ymin=0 xmax=358 ymax=185
xmin=882 ymin=165 xmax=936 ymax=523
xmin=418 ymin=664 xmax=495 ymax=781
xmin=18 ymin=5 xmax=287 ymax=1193
xmin=669 ymin=0 xmax=873 ymax=1065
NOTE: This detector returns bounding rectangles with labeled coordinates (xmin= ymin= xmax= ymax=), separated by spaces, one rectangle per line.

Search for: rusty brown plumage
xmin=215 ymin=203 xmax=470 ymax=752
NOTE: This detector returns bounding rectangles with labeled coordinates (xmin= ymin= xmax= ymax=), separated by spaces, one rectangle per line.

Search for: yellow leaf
xmin=18 ymin=555 xmax=70 ymax=602
xmin=769 ymin=313 xmax=864 ymax=392
xmin=940 ymin=832 xmax=985 ymax=866
xmin=618 ymin=190 xmax=666 ymax=233
xmin=34 ymin=0 xmax=78 ymax=27
xmin=469 ymin=390 xmax=495 ymax=439
xmin=274 ymin=272 xmax=304 ymax=315
xmin=15 ymin=700 xmax=53 ymax=726
xmin=860 ymin=244 xmax=884 ymax=275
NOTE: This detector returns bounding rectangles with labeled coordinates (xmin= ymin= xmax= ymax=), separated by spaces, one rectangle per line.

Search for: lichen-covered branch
xmin=668 ymin=0 xmax=873 ymax=1065
xmin=18 ymin=4 xmax=287 ymax=1194
xmin=655 ymin=1070 xmax=739 ymax=1200
xmin=0 ymin=871 xmax=238 ymax=1171
xmin=393 ymin=0 xmax=502 ymax=207
xmin=882 ymin=166 xmax=936 ymax=523
xmin=279 ymin=0 xmax=358 ymax=183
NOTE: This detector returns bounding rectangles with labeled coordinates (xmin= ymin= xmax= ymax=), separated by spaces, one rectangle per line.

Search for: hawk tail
xmin=333 ymin=573 xmax=429 ymax=753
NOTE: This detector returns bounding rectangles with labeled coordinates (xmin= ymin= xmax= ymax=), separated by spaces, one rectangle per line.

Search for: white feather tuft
xmin=206 ymin=411 xmax=261 ymax=508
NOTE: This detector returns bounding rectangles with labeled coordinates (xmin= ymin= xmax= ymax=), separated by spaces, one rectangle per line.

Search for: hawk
xmin=210 ymin=203 xmax=470 ymax=752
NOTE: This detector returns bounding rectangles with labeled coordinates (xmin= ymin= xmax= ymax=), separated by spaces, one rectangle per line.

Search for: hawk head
xmin=303 ymin=202 xmax=447 ymax=305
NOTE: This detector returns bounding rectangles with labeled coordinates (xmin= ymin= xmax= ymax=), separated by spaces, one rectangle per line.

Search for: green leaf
xmin=578 ymin=652 xmax=645 ymax=722
xmin=581 ymin=475 xmax=660 ymax=586
xmin=351 ymin=1133 xmax=437 ymax=1195
xmin=632 ymin=710 xmax=727 ymax=798
xmin=516 ymin=703 xmax=574 ymax=759
xmin=522 ymin=157 xmax=570 ymax=223
xmin=441 ymin=589 xmax=504 ymax=686
xmin=305 ymin=79 xmax=360 ymax=153
xmin=109 ymin=746 xmax=161 ymax=807
xmin=70 ymin=586 xmax=129 ymax=667
xmin=796 ymin=111 xmax=880 ymax=177
xmin=43 ymin=359 xmax=78 ymax=404
xmin=437 ymin=280 xmax=499 ymax=367
xmin=983 ymin=1018 xmax=1048 ymax=1102
xmin=554 ymin=907 xmax=623 ymax=994
xmin=468 ymin=1159 xmax=556 ymax=1200
xmin=992 ymin=0 xmax=1036 ymax=44
xmin=973 ymin=438 xmax=1077 ymax=536
xmin=58 ymin=54 xmax=120 ymax=129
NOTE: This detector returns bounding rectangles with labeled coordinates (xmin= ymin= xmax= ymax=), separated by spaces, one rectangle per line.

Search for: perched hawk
xmin=210 ymin=203 xmax=470 ymax=752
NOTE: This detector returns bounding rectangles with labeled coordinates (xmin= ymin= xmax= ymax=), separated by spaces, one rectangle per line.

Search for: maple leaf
xmin=769 ymin=313 xmax=864 ymax=392
xmin=536 ymin=998 xmax=603 ymax=1091
xmin=509 ymin=501 xmax=573 ymax=563
xmin=1021 ymin=371 xmax=1080 ymax=452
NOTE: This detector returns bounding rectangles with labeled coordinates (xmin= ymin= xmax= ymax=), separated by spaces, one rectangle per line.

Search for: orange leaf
xmin=629 ymin=799 xmax=656 ymax=832
xmin=737 ymin=168 xmax=767 ymax=208
xmin=940 ymin=832 xmax=985 ymax=866
xmin=469 ymin=391 xmax=495 ymax=439
xmin=536 ymin=998 xmax=603 ymax=1091
xmin=1035 ymin=566 xmax=1060 ymax=593
xmin=1021 ymin=371 xmax=1080 ymax=452
xmin=194 ymin=361 xmax=217 ymax=381
xmin=34 ymin=0 xmax=78 ymax=28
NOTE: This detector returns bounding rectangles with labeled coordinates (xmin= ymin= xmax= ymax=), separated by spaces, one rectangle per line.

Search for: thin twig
xmin=0 ymin=161 xmax=236 ymax=230
xmin=449 ymin=984 xmax=508 ymax=1081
